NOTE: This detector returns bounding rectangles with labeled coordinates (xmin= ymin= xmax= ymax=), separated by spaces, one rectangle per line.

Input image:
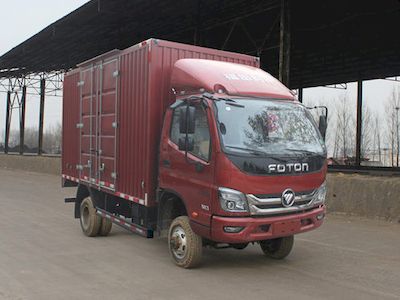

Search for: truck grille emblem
xmin=281 ymin=189 xmax=295 ymax=207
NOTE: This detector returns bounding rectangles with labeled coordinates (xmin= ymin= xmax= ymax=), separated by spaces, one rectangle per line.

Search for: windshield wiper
xmin=225 ymin=146 xmax=299 ymax=163
xmin=225 ymin=101 xmax=245 ymax=108
xmin=284 ymin=148 xmax=321 ymax=156
xmin=225 ymin=146 xmax=267 ymax=156
xmin=203 ymin=93 xmax=245 ymax=108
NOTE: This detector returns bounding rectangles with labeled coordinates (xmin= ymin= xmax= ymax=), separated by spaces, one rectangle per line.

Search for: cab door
xmin=161 ymin=101 xmax=215 ymax=227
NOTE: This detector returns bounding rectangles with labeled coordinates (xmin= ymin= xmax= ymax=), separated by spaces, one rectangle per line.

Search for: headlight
xmin=313 ymin=181 xmax=327 ymax=204
xmin=218 ymin=187 xmax=249 ymax=212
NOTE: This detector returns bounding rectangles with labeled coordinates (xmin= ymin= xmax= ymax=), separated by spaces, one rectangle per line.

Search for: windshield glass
xmin=214 ymin=98 xmax=325 ymax=156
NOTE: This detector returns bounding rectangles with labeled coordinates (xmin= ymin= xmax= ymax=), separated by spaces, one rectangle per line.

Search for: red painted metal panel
xmin=79 ymin=65 xmax=96 ymax=182
xmin=62 ymin=70 xmax=80 ymax=178
xmin=118 ymin=46 xmax=149 ymax=202
xmin=117 ymin=39 xmax=259 ymax=207
xmin=98 ymin=58 xmax=118 ymax=189
xmin=63 ymin=39 xmax=259 ymax=206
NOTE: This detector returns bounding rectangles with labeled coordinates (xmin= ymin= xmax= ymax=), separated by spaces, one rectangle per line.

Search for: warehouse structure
xmin=0 ymin=0 xmax=399 ymax=171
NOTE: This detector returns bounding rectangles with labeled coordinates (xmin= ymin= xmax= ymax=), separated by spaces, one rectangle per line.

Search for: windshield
xmin=214 ymin=98 xmax=325 ymax=156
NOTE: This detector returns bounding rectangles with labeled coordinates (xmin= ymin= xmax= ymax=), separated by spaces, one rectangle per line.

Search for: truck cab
xmin=158 ymin=59 xmax=327 ymax=267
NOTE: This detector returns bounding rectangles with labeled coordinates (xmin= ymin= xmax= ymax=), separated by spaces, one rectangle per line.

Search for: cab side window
xmin=170 ymin=104 xmax=211 ymax=161
xmin=170 ymin=109 xmax=181 ymax=145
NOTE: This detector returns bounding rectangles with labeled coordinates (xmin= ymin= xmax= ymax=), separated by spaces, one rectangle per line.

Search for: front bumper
xmin=210 ymin=205 xmax=325 ymax=243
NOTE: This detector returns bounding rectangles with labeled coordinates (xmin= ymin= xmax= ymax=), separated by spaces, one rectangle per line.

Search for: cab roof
xmin=171 ymin=59 xmax=294 ymax=100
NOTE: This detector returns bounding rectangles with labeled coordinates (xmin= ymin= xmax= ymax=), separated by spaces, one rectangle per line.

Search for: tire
xmin=79 ymin=197 xmax=101 ymax=237
xmin=99 ymin=217 xmax=112 ymax=236
xmin=259 ymin=235 xmax=294 ymax=259
xmin=168 ymin=216 xmax=202 ymax=268
xmin=232 ymin=243 xmax=248 ymax=250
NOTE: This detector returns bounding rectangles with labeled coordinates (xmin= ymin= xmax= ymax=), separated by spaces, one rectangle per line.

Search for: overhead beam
xmin=298 ymin=87 xmax=303 ymax=103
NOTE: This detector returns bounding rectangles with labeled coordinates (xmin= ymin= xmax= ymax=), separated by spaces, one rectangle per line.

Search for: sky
xmin=0 ymin=0 xmax=90 ymax=138
xmin=0 ymin=1 xmax=89 ymax=56
xmin=0 ymin=1 xmax=399 ymax=154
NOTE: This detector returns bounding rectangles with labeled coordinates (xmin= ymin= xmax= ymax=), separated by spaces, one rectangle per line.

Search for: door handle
xmin=162 ymin=160 xmax=171 ymax=167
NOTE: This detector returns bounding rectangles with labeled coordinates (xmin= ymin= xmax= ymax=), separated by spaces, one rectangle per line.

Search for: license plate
xmin=273 ymin=220 xmax=300 ymax=235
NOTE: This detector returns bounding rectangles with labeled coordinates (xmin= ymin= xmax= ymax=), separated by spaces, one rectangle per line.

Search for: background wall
xmin=0 ymin=154 xmax=399 ymax=221
xmin=0 ymin=154 xmax=60 ymax=175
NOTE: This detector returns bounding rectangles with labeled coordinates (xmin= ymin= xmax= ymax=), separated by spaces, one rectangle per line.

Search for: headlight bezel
xmin=218 ymin=187 xmax=249 ymax=212
xmin=313 ymin=181 xmax=327 ymax=205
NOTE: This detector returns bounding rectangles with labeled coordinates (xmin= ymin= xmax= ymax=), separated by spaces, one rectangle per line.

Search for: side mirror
xmin=178 ymin=137 xmax=194 ymax=152
xmin=318 ymin=115 xmax=327 ymax=140
xmin=179 ymin=106 xmax=195 ymax=134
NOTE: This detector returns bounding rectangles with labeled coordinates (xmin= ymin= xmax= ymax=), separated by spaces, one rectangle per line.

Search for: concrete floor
xmin=0 ymin=169 xmax=399 ymax=300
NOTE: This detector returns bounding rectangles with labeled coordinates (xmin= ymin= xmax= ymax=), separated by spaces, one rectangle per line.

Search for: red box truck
xmin=62 ymin=39 xmax=327 ymax=268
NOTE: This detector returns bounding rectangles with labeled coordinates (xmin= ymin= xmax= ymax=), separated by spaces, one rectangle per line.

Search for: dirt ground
xmin=0 ymin=168 xmax=399 ymax=300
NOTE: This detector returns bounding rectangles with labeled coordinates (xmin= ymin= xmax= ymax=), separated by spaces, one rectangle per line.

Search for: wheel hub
xmin=170 ymin=226 xmax=187 ymax=259
xmin=81 ymin=205 xmax=90 ymax=229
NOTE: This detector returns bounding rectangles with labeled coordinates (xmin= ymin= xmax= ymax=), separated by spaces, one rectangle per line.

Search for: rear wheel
xmin=80 ymin=197 xmax=101 ymax=237
xmin=99 ymin=217 xmax=112 ymax=236
xmin=168 ymin=216 xmax=202 ymax=268
xmin=259 ymin=235 xmax=294 ymax=259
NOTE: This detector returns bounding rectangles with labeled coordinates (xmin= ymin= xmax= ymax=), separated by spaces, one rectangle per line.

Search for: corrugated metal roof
xmin=0 ymin=0 xmax=399 ymax=88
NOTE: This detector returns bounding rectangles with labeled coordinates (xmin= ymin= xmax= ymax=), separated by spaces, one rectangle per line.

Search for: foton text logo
xmin=268 ymin=163 xmax=309 ymax=173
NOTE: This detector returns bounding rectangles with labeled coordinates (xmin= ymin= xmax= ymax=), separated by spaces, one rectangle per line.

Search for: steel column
xmin=19 ymin=85 xmax=27 ymax=154
xmin=279 ymin=0 xmax=291 ymax=86
xmin=298 ymin=88 xmax=303 ymax=103
xmin=4 ymin=91 xmax=11 ymax=154
xmin=38 ymin=79 xmax=45 ymax=155
xmin=396 ymin=107 xmax=399 ymax=167
xmin=355 ymin=80 xmax=363 ymax=166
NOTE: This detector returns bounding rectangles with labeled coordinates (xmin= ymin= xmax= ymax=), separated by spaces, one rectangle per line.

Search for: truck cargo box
xmin=62 ymin=39 xmax=259 ymax=207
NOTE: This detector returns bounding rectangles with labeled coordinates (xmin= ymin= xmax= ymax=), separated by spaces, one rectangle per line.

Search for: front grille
xmin=254 ymin=190 xmax=314 ymax=199
xmin=247 ymin=189 xmax=317 ymax=216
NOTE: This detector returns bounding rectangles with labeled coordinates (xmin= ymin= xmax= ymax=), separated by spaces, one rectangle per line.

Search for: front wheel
xmin=168 ymin=216 xmax=202 ymax=268
xmin=259 ymin=235 xmax=294 ymax=259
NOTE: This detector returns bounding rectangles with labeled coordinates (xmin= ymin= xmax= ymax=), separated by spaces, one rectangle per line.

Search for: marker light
xmin=223 ymin=226 xmax=244 ymax=233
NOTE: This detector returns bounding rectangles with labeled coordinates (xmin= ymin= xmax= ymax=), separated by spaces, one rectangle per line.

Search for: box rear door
xmin=79 ymin=57 xmax=119 ymax=190
xmin=98 ymin=58 xmax=119 ymax=190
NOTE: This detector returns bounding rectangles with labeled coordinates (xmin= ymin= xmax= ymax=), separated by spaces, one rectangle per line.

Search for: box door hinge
xmin=113 ymin=70 xmax=120 ymax=78
xmin=76 ymin=123 xmax=84 ymax=129
xmin=77 ymin=81 xmax=84 ymax=87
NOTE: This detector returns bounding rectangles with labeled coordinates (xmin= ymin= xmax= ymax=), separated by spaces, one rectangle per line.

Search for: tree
xmin=384 ymin=87 xmax=400 ymax=167
xmin=371 ymin=115 xmax=382 ymax=163
xmin=360 ymin=104 xmax=374 ymax=160
xmin=334 ymin=95 xmax=355 ymax=161
xmin=4 ymin=123 xmax=61 ymax=154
